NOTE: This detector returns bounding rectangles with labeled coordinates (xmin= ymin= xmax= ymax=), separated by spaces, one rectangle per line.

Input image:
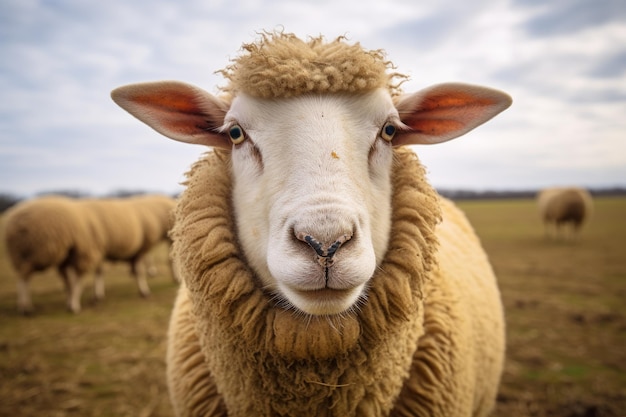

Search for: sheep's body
xmin=537 ymin=187 xmax=593 ymax=240
xmin=165 ymin=150 xmax=504 ymax=417
xmin=112 ymin=33 xmax=511 ymax=417
xmin=4 ymin=196 xmax=95 ymax=313
xmin=3 ymin=194 xmax=176 ymax=313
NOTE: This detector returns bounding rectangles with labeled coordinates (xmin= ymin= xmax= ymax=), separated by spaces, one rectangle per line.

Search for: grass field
xmin=458 ymin=197 xmax=626 ymax=417
xmin=1 ymin=197 xmax=625 ymax=416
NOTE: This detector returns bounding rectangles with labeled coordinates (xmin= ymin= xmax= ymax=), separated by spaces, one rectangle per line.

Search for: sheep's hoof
xmin=66 ymin=304 xmax=81 ymax=314
xmin=89 ymin=296 xmax=103 ymax=307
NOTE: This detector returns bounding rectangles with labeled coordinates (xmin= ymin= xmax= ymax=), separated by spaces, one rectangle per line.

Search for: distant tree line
xmin=0 ymin=187 xmax=624 ymax=214
xmin=438 ymin=187 xmax=626 ymax=201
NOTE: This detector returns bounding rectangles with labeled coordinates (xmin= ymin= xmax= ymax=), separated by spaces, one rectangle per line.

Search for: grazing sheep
xmin=83 ymin=194 xmax=178 ymax=298
xmin=537 ymin=187 xmax=593 ymax=240
xmin=112 ymin=32 xmax=511 ymax=417
xmin=3 ymin=194 xmax=176 ymax=313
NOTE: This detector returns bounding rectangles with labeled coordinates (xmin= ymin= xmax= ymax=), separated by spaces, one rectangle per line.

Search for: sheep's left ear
xmin=392 ymin=83 xmax=512 ymax=146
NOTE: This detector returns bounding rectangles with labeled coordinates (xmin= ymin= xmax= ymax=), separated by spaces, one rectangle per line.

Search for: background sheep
xmin=3 ymin=194 xmax=176 ymax=314
xmin=81 ymin=194 xmax=179 ymax=298
xmin=537 ymin=187 xmax=593 ymax=240
xmin=112 ymin=33 xmax=511 ymax=417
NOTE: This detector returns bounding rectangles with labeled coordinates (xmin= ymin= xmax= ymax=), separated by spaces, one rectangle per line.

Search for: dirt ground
xmin=458 ymin=197 xmax=626 ymax=417
xmin=0 ymin=197 xmax=624 ymax=416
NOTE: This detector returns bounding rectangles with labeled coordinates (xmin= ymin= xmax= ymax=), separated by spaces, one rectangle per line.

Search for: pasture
xmin=0 ymin=196 xmax=624 ymax=416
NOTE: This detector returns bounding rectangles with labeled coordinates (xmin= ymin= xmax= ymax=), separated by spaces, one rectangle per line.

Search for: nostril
xmin=303 ymin=235 xmax=326 ymax=258
xmin=325 ymin=240 xmax=342 ymax=258
xmin=325 ymin=234 xmax=351 ymax=258
xmin=295 ymin=232 xmax=352 ymax=259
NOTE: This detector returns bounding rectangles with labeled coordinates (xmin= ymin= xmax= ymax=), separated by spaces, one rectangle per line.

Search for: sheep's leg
xmin=545 ymin=222 xmax=558 ymax=240
xmin=563 ymin=225 xmax=576 ymax=242
xmin=60 ymin=268 xmax=72 ymax=297
xmin=131 ymin=257 xmax=151 ymax=298
xmin=94 ymin=265 xmax=105 ymax=301
xmin=60 ymin=266 xmax=83 ymax=314
xmin=16 ymin=273 xmax=34 ymax=315
xmin=145 ymin=255 xmax=158 ymax=277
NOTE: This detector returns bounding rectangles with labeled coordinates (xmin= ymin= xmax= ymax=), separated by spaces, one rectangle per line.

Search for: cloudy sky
xmin=1 ymin=0 xmax=625 ymax=197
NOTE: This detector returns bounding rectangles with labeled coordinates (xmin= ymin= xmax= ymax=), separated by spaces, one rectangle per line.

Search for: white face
xmin=225 ymin=89 xmax=399 ymax=315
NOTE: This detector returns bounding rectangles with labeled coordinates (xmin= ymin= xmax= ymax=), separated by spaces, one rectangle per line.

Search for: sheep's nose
xmin=296 ymin=232 xmax=352 ymax=267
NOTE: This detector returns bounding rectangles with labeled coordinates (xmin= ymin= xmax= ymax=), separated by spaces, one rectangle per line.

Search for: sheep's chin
xmin=279 ymin=284 xmax=365 ymax=316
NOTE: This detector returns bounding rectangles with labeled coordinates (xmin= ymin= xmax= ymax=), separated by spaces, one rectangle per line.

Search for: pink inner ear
xmin=394 ymin=84 xmax=512 ymax=146
xmin=401 ymin=118 xmax=466 ymax=136
xmin=134 ymin=90 xmax=193 ymax=110
xmin=112 ymin=81 xmax=231 ymax=148
xmin=419 ymin=92 xmax=498 ymax=111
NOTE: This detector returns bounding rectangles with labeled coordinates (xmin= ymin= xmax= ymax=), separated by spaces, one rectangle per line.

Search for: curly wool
xmin=219 ymin=32 xmax=406 ymax=98
xmin=168 ymin=148 xmax=468 ymax=416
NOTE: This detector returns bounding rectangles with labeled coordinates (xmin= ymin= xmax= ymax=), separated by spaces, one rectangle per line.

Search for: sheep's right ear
xmin=111 ymin=81 xmax=231 ymax=149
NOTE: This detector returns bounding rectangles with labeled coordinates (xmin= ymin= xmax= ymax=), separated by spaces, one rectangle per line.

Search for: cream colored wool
xmin=220 ymin=32 xmax=405 ymax=98
xmin=79 ymin=194 xmax=176 ymax=261
xmin=167 ymin=149 xmax=505 ymax=416
xmin=3 ymin=194 xmax=176 ymax=313
xmin=4 ymin=196 xmax=99 ymax=279
xmin=109 ymin=31 xmax=508 ymax=417
xmin=537 ymin=187 xmax=593 ymax=239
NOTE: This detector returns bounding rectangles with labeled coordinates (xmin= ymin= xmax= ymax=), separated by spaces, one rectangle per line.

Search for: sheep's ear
xmin=111 ymin=81 xmax=231 ymax=149
xmin=392 ymin=83 xmax=512 ymax=146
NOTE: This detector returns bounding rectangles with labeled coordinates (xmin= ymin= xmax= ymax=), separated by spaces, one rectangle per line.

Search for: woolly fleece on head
xmin=168 ymin=149 xmax=451 ymax=416
xmin=219 ymin=32 xmax=406 ymax=98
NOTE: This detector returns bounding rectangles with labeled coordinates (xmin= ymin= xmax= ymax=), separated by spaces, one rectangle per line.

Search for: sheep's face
xmin=111 ymin=78 xmax=511 ymax=316
xmin=226 ymin=89 xmax=397 ymax=315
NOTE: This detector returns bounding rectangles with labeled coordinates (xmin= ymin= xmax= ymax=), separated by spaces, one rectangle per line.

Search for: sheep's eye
xmin=229 ymin=125 xmax=245 ymax=144
xmin=380 ymin=122 xmax=396 ymax=142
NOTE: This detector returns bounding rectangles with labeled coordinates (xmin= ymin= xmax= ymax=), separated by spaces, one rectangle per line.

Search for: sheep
xmin=111 ymin=32 xmax=512 ymax=417
xmin=81 ymin=194 xmax=179 ymax=296
xmin=3 ymin=194 xmax=176 ymax=314
xmin=537 ymin=187 xmax=593 ymax=240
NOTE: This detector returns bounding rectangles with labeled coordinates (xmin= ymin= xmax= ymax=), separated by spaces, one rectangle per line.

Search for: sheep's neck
xmin=176 ymin=148 xmax=441 ymax=416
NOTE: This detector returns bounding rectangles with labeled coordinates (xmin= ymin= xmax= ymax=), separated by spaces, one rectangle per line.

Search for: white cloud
xmin=0 ymin=0 xmax=624 ymax=197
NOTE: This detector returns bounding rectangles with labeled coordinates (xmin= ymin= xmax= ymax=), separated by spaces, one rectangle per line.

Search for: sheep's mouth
xmin=292 ymin=287 xmax=354 ymax=300
xmin=285 ymin=286 xmax=363 ymax=315
xmin=277 ymin=277 xmax=366 ymax=315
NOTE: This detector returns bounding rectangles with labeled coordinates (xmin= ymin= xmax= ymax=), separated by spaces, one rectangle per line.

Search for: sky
xmin=1 ymin=0 xmax=625 ymax=197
